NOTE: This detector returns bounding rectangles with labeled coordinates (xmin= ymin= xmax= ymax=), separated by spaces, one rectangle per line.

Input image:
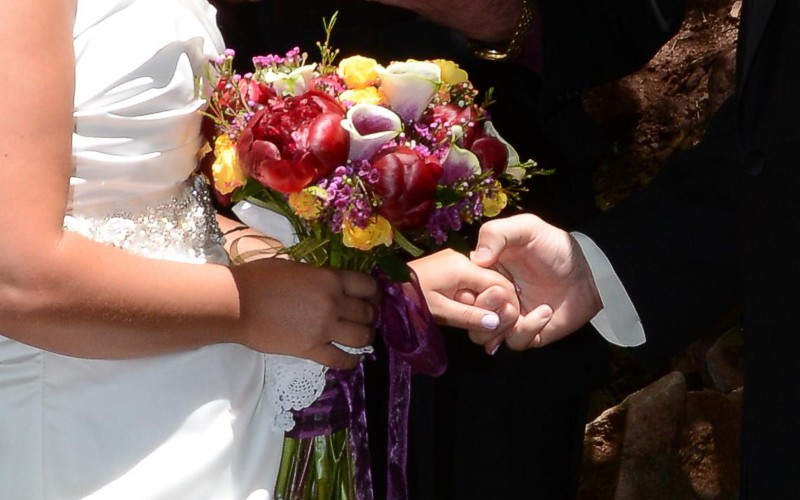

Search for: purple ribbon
xmin=289 ymin=270 xmax=447 ymax=499
xmin=287 ymin=365 xmax=373 ymax=500
xmin=377 ymin=271 xmax=448 ymax=499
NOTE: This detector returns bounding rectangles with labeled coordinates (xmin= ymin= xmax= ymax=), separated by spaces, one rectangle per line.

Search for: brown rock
xmin=705 ymin=327 xmax=744 ymax=393
xmin=580 ymin=404 xmax=629 ymax=499
xmin=615 ymin=371 xmax=688 ymax=500
xmin=677 ymin=389 xmax=742 ymax=499
xmin=580 ymin=375 xmax=742 ymax=499
xmin=730 ymin=1 xmax=743 ymax=19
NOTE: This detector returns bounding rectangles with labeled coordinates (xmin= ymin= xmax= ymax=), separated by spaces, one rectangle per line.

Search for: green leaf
xmin=376 ymin=254 xmax=412 ymax=282
xmin=393 ymin=229 xmax=424 ymax=257
xmin=232 ymin=179 xmax=267 ymax=203
xmin=435 ymin=186 xmax=461 ymax=205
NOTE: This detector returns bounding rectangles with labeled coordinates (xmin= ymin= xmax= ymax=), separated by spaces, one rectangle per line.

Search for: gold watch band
xmin=470 ymin=0 xmax=535 ymax=62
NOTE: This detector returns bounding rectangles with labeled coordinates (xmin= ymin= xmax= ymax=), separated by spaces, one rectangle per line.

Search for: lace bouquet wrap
xmin=200 ymin=14 xmax=543 ymax=500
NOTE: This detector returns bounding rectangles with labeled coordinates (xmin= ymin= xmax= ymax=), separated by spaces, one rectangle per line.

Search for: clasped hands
xmin=411 ymin=214 xmax=604 ymax=354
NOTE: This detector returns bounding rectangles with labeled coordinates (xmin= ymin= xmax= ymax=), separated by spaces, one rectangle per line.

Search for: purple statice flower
xmin=425 ymin=204 xmax=464 ymax=245
xmin=284 ymin=47 xmax=303 ymax=65
xmin=465 ymin=191 xmax=484 ymax=219
xmin=252 ymin=54 xmax=285 ymax=69
xmin=253 ymin=47 xmax=306 ymax=72
xmin=313 ymin=74 xmax=346 ymax=98
xmin=356 ymin=160 xmax=381 ymax=185
xmin=322 ymin=164 xmax=375 ymax=233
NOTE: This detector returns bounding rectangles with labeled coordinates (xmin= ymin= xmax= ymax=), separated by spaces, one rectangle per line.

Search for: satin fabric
xmin=0 ymin=2 xmax=284 ymax=498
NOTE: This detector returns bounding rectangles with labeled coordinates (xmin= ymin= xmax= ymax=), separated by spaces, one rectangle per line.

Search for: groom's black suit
xmin=547 ymin=0 xmax=800 ymax=495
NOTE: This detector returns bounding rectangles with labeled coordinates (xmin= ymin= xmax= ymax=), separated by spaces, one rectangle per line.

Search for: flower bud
xmin=371 ymin=146 xmax=442 ymax=229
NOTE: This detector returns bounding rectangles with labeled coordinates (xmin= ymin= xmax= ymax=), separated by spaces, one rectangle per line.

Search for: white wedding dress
xmin=0 ymin=1 xmax=327 ymax=498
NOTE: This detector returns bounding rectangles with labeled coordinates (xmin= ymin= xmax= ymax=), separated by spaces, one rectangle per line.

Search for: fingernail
xmin=537 ymin=305 xmax=553 ymax=320
xmin=481 ymin=312 xmax=500 ymax=331
xmin=473 ymin=247 xmax=491 ymax=263
xmin=489 ymin=343 xmax=500 ymax=356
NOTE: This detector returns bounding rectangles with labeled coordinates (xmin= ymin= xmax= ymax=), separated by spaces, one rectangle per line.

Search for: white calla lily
xmin=440 ymin=125 xmax=481 ymax=184
xmin=260 ymin=63 xmax=316 ymax=96
xmin=341 ymin=104 xmax=403 ymax=161
xmin=378 ymin=61 xmax=441 ymax=122
xmin=483 ymin=121 xmax=524 ymax=180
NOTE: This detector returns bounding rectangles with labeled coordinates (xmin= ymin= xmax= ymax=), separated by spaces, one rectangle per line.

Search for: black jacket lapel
xmin=737 ymin=0 xmax=778 ymax=93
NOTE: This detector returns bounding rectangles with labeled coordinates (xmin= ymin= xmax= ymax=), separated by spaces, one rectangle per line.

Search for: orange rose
xmin=339 ymin=86 xmax=386 ymax=106
xmin=288 ymin=187 xmax=326 ymax=220
xmin=482 ymin=181 xmax=508 ymax=217
xmin=338 ymin=55 xmax=380 ymax=89
xmin=342 ymin=215 xmax=393 ymax=251
xmin=432 ymin=59 xmax=468 ymax=85
xmin=211 ymin=135 xmax=246 ymax=195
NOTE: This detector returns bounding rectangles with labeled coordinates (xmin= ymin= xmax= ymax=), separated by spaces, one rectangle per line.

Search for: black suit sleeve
xmin=579 ymin=100 xmax=744 ymax=367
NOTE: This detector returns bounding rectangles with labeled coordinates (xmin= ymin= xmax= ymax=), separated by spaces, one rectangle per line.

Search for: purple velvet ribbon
xmin=378 ymin=271 xmax=448 ymax=498
xmin=286 ymin=365 xmax=373 ymax=499
xmin=288 ymin=270 xmax=447 ymax=499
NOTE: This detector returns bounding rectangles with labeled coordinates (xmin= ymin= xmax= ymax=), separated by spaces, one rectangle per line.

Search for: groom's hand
xmin=471 ymin=214 xmax=602 ymax=350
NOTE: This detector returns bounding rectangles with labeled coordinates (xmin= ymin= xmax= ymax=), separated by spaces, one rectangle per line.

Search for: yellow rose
xmin=339 ymin=86 xmax=386 ymax=106
xmin=482 ymin=187 xmax=508 ymax=217
xmin=288 ymin=187 xmax=326 ymax=220
xmin=342 ymin=215 xmax=393 ymax=251
xmin=211 ymin=135 xmax=246 ymax=195
xmin=433 ymin=59 xmax=468 ymax=85
xmin=338 ymin=55 xmax=380 ymax=89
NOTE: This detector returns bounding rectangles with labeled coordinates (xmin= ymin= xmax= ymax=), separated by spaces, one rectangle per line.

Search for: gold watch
xmin=470 ymin=0 xmax=535 ymax=62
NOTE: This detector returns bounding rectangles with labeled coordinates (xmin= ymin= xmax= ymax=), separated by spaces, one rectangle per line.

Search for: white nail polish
xmin=481 ymin=313 xmax=500 ymax=330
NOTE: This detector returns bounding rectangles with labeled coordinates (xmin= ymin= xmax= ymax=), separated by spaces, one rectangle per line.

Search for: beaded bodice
xmin=65 ymin=175 xmax=226 ymax=263
xmin=68 ymin=0 xmax=226 ymax=262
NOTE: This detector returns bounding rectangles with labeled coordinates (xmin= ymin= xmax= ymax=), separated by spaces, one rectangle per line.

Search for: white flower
xmin=378 ymin=61 xmax=441 ymax=122
xmin=260 ymin=63 xmax=316 ymax=96
xmin=440 ymin=125 xmax=482 ymax=184
xmin=340 ymin=103 xmax=403 ymax=161
xmin=483 ymin=121 xmax=524 ymax=180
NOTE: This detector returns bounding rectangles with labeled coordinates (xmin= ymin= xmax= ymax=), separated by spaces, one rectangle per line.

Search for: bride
xmin=0 ymin=0 xmax=517 ymax=497
xmin=0 ymin=0 xmax=381 ymax=497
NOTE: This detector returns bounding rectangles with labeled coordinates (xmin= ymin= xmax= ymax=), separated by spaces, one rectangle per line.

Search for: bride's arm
xmin=0 ymin=0 xmax=377 ymax=367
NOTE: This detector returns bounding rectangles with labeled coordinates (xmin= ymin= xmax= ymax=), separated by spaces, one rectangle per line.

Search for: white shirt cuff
xmin=570 ymin=232 xmax=645 ymax=347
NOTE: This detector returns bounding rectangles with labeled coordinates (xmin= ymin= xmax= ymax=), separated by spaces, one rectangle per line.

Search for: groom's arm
xmin=575 ymin=101 xmax=743 ymax=366
xmin=367 ymin=0 xmax=685 ymax=89
xmin=571 ymin=232 xmax=645 ymax=347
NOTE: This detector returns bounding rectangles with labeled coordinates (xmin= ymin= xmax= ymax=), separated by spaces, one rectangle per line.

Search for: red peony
xmin=371 ymin=146 xmax=443 ymax=229
xmin=236 ymin=91 xmax=349 ymax=193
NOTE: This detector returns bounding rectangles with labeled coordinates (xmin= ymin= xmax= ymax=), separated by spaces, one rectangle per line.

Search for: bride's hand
xmin=230 ymin=259 xmax=380 ymax=369
xmin=409 ymin=248 xmax=520 ymax=354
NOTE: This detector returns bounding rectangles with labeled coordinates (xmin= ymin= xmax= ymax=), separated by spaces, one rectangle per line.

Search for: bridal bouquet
xmin=200 ymin=14 xmax=543 ymax=500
